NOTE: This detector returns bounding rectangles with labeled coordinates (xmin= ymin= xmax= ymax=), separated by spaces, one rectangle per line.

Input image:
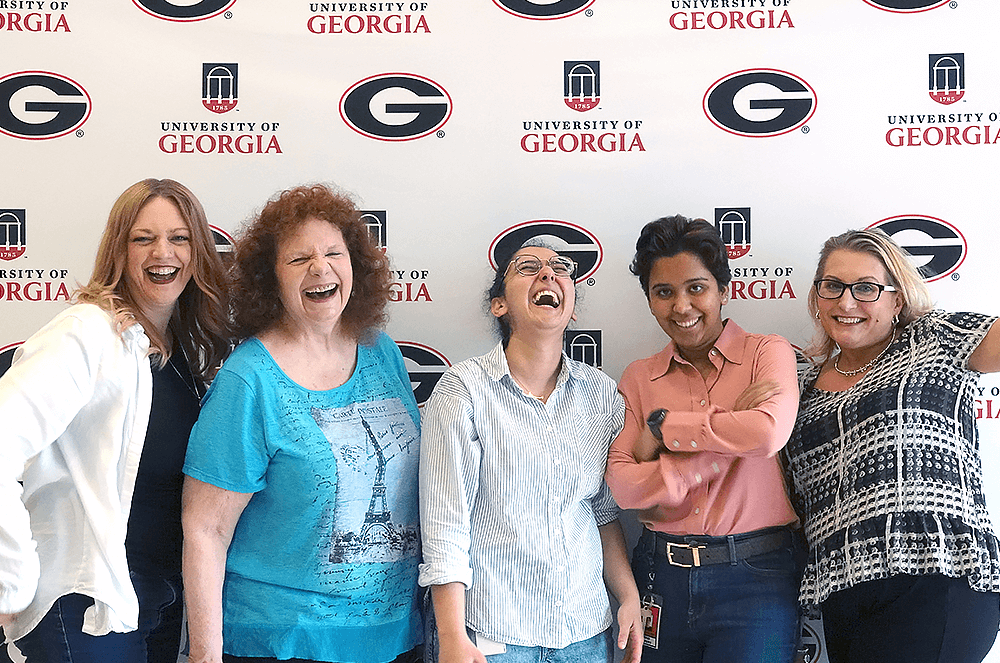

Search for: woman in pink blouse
xmin=605 ymin=215 xmax=802 ymax=663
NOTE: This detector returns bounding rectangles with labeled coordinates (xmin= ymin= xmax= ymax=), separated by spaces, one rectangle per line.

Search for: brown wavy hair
xmin=231 ymin=184 xmax=391 ymax=343
xmin=76 ymin=179 xmax=231 ymax=381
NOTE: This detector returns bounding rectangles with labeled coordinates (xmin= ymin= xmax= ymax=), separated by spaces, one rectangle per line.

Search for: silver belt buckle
xmin=665 ymin=542 xmax=704 ymax=567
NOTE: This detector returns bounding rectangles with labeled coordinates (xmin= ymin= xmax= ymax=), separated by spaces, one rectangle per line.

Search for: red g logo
xmin=0 ymin=72 xmax=91 ymax=140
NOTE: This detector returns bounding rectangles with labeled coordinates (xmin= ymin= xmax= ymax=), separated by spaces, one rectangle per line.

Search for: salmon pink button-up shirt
xmin=606 ymin=320 xmax=799 ymax=536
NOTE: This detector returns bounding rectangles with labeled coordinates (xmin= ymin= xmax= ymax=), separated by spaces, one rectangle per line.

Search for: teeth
xmin=834 ymin=316 xmax=864 ymax=324
xmin=532 ymin=290 xmax=560 ymax=307
xmin=146 ymin=267 xmax=179 ymax=283
xmin=304 ymin=284 xmax=337 ymax=300
xmin=674 ymin=318 xmax=698 ymax=328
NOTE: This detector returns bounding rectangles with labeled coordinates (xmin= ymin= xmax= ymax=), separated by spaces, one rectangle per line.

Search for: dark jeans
xmin=821 ymin=573 xmax=1000 ymax=663
xmin=14 ymin=573 xmax=183 ymax=663
xmin=631 ymin=527 xmax=804 ymax=663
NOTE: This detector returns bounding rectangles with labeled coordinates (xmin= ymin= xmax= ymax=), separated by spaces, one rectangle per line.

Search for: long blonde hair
xmin=76 ymin=179 xmax=230 ymax=379
xmin=805 ymin=228 xmax=933 ymax=363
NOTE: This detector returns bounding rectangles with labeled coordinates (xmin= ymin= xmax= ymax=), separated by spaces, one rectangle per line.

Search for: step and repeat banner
xmin=3 ymin=1 xmax=1000 ymax=661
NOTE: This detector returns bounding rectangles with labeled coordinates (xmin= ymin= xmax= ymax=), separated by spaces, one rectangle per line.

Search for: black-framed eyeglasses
xmin=506 ymin=255 xmax=577 ymax=279
xmin=814 ymin=279 xmax=897 ymax=302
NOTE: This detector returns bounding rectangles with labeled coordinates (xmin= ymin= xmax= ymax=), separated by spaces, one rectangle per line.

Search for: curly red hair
xmin=232 ymin=184 xmax=391 ymax=342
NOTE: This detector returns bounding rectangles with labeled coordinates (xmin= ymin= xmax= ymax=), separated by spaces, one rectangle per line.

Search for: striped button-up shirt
xmin=418 ymin=342 xmax=625 ymax=648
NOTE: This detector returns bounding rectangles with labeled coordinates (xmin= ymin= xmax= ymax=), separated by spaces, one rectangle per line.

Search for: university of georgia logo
xmin=564 ymin=61 xmax=600 ymax=112
xmin=489 ymin=220 xmax=603 ymax=284
xmin=360 ymin=210 xmax=388 ymax=251
xmin=133 ymin=0 xmax=237 ymax=22
xmin=800 ymin=620 xmax=824 ymax=663
xmin=867 ymin=215 xmax=967 ymax=282
xmin=715 ymin=207 xmax=751 ymax=260
xmin=929 ymin=54 xmax=964 ymax=106
xmin=210 ymin=225 xmax=235 ymax=263
xmin=493 ymin=0 xmax=595 ymax=20
xmin=0 ymin=209 xmax=26 ymax=260
xmin=0 ymin=342 xmax=23 ymax=378
xmin=203 ymin=64 xmax=238 ymax=114
xmin=396 ymin=341 xmax=451 ymax=407
xmin=704 ymin=69 xmax=816 ymax=137
xmin=564 ymin=329 xmax=602 ymax=369
xmin=0 ymin=71 xmax=91 ymax=140
xmin=863 ymin=0 xmax=950 ymax=12
xmin=340 ymin=73 xmax=451 ymax=141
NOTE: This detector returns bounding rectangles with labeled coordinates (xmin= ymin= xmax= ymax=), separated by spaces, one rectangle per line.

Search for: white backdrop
xmin=3 ymin=1 xmax=1000 ymax=661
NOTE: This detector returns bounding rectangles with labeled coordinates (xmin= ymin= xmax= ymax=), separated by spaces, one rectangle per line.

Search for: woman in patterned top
xmin=783 ymin=229 xmax=1000 ymax=663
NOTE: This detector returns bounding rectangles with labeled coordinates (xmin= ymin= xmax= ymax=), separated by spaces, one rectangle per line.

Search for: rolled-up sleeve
xmin=418 ymin=371 xmax=481 ymax=589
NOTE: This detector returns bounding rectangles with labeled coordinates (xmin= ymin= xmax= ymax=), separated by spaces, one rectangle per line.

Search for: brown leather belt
xmin=652 ymin=527 xmax=794 ymax=568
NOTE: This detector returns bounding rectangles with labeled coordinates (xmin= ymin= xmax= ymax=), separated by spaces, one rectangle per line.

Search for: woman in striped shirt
xmin=418 ymin=242 xmax=642 ymax=663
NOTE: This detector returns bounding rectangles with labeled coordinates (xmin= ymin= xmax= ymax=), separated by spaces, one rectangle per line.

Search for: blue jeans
xmin=14 ymin=573 xmax=183 ymax=663
xmin=631 ymin=527 xmax=803 ymax=663
xmin=481 ymin=629 xmax=613 ymax=663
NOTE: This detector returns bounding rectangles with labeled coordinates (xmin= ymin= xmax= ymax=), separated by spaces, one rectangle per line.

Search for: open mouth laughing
xmin=532 ymin=289 xmax=561 ymax=308
xmin=304 ymin=283 xmax=338 ymax=302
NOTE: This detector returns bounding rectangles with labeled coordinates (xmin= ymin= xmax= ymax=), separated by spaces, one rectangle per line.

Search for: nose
xmin=308 ymin=255 xmax=330 ymax=275
xmin=672 ymin=292 xmax=691 ymax=313
xmin=537 ymin=264 xmax=556 ymax=281
xmin=151 ymin=236 xmax=173 ymax=258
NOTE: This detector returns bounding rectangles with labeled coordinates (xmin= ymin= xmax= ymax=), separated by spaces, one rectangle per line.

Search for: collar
xmin=481 ymin=340 xmax=577 ymax=391
xmin=647 ymin=319 xmax=748 ymax=380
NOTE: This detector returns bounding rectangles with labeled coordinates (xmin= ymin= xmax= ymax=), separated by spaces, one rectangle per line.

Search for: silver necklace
xmin=834 ymin=328 xmax=896 ymax=377
xmin=168 ymin=344 xmax=202 ymax=401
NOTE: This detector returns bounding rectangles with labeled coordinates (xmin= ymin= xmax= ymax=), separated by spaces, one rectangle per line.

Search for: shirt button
xmin=690 ymin=441 xmax=697 ymax=448
xmin=555 ymin=600 xmax=563 ymax=607
xmin=700 ymin=399 xmax=706 ymax=406
xmin=694 ymin=507 xmax=701 ymax=515
xmin=712 ymin=462 xmax=720 ymax=473
xmin=694 ymin=473 xmax=703 ymax=484
xmin=710 ymin=349 xmax=718 ymax=356
xmin=546 ymin=426 xmax=553 ymax=432
xmin=672 ymin=440 xmax=680 ymax=448
xmin=554 ymin=458 xmax=561 ymax=465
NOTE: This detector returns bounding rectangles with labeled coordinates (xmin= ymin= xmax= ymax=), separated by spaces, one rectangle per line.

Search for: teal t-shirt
xmin=184 ymin=332 xmax=422 ymax=663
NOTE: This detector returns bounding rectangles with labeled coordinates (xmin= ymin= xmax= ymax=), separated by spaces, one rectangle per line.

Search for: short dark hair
xmin=232 ymin=184 xmax=391 ymax=342
xmin=630 ymin=215 xmax=731 ymax=296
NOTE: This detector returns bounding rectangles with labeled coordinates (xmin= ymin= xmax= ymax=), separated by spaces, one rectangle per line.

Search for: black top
xmin=125 ymin=349 xmax=201 ymax=577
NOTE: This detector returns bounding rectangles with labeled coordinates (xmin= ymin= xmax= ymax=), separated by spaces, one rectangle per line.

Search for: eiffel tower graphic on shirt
xmin=360 ymin=416 xmax=392 ymax=544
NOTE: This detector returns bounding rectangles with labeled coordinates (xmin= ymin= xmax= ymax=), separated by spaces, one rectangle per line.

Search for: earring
xmin=892 ymin=314 xmax=899 ymax=326
xmin=815 ymin=311 xmax=820 ymax=319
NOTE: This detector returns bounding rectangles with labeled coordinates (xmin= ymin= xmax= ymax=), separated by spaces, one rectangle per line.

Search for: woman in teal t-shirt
xmin=182 ymin=184 xmax=422 ymax=663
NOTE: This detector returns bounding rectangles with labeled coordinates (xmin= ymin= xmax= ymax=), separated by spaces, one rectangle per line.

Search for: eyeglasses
xmin=506 ymin=255 xmax=577 ymax=279
xmin=814 ymin=279 xmax=897 ymax=302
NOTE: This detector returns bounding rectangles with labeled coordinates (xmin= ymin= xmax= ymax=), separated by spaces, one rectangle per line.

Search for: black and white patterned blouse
xmin=784 ymin=310 xmax=1000 ymax=607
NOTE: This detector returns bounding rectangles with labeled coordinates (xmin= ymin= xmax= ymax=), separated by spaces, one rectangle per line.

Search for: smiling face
xmin=647 ymin=252 xmax=728 ymax=359
xmin=274 ymin=216 xmax=353 ymax=335
xmin=125 ymin=196 xmax=193 ymax=326
xmin=491 ymin=247 xmax=576 ymax=338
xmin=816 ymin=248 xmax=902 ymax=355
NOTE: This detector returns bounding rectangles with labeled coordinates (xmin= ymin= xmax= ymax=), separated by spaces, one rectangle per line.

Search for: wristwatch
xmin=646 ymin=408 xmax=668 ymax=441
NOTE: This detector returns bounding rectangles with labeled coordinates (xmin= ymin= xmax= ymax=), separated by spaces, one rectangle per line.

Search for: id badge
xmin=640 ymin=592 xmax=663 ymax=650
